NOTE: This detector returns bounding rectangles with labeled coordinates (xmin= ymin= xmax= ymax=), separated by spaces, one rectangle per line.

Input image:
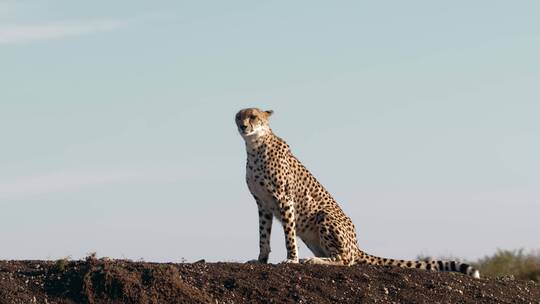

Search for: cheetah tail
xmin=355 ymin=249 xmax=480 ymax=278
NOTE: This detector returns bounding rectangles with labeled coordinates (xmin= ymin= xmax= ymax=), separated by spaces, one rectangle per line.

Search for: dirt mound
xmin=0 ymin=258 xmax=538 ymax=303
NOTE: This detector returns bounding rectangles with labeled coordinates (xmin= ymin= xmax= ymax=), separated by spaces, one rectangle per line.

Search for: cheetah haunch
xmin=235 ymin=108 xmax=480 ymax=278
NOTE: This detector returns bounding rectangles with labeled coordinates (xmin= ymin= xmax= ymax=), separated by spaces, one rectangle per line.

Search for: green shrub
xmin=475 ymin=249 xmax=540 ymax=282
xmin=54 ymin=257 xmax=70 ymax=272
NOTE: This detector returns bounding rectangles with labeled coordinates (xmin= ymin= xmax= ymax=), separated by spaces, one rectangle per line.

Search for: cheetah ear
xmin=265 ymin=110 xmax=274 ymax=117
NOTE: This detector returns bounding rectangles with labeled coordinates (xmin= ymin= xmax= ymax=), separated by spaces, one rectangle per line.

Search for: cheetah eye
xmin=250 ymin=115 xmax=257 ymax=120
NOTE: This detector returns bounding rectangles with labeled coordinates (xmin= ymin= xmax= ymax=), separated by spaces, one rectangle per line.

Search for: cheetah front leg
xmin=247 ymin=198 xmax=273 ymax=264
xmin=256 ymin=199 xmax=273 ymax=263
xmin=278 ymin=199 xmax=299 ymax=264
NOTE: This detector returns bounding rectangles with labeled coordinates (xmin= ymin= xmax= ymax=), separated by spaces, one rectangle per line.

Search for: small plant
xmin=54 ymin=256 xmax=71 ymax=272
xmin=475 ymin=249 xmax=540 ymax=282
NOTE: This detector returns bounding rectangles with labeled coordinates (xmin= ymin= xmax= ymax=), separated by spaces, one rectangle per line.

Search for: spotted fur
xmin=235 ymin=108 xmax=480 ymax=278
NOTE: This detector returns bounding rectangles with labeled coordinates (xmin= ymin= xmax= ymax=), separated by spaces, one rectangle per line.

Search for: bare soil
xmin=0 ymin=258 xmax=538 ymax=303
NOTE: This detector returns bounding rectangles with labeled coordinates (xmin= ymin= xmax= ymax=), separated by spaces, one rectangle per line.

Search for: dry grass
xmin=475 ymin=249 xmax=540 ymax=282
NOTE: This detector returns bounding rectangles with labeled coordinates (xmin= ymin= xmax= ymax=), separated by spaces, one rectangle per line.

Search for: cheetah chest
xmin=246 ymin=160 xmax=282 ymax=219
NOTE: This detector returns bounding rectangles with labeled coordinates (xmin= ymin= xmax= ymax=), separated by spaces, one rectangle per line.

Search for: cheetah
xmin=235 ymin=107 xmax=480 ymax=278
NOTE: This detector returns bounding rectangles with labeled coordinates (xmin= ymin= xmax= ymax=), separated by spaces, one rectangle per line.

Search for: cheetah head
xmin=235 ymin=108 xmax=274 ymax=139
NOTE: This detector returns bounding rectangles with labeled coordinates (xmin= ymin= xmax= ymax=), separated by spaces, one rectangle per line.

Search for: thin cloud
xmin=0 ymin=167 xmax=201 ymax=200
xmin=0 ymin=1 xmax=25 ymax=17
xmin=0 ymin=20 xmax=128 ymax=44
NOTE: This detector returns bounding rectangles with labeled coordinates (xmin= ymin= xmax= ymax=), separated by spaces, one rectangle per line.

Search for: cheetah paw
xmin=246 ymin=259 xmax=264 ymax=264
xmin=299 ymin=257 xmax=317 ymax=264
xmin=300 ymin=257 xmax=342 ymax=265
xmin=246 ymin=258 xmax=269 ymax=264
xmin=281 ymin=258 xmax=299 ymax=264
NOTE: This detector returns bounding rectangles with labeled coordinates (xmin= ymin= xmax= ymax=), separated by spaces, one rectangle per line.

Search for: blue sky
xmin=1 ymin=1 xmax=539 ymax=263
